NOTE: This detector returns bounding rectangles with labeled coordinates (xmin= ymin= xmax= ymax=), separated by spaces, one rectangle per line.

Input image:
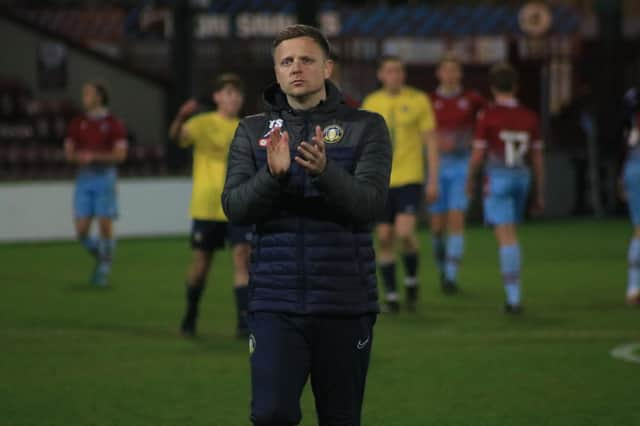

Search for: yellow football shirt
xmin=362 ymin=86 xmax=436 ymax=187
xmin=180 ymin=111 xmax=239 ymax=221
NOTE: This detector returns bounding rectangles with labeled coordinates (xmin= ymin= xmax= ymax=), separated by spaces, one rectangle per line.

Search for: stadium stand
xmin=0 ymin=75 xmax=167 ymax=180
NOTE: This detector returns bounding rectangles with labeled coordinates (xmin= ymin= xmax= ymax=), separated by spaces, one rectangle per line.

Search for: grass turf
xmin=1 ymin=219 xmax=639 ymax=426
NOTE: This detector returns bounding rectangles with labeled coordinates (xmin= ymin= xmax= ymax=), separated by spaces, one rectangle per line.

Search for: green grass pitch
xmin=1 ymin=219 xmax=639 ymax=426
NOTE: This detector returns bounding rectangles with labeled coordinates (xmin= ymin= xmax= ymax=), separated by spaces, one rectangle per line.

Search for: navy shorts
xmin=190 ymin=220 xmax=253 ymax=252
xmin=249 ymin=312 xmax=376 ymax=426
xmin=228 ymin=224 xmax=254 ymax=246
xmin=379 ymin=184 xmax=422 ymax=224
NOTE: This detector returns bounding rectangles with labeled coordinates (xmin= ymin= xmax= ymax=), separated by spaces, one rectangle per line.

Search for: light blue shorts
xmin=430 ymin=155 xmax=469 ymax=214
xmin=483 ymin=167 xmax=531 ymax=225
xmin=74 ymin=167 xmax=118 ymax=219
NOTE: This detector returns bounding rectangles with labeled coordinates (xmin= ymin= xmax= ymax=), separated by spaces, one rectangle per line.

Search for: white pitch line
xmin=610 ymin=343 xmax=640 ymax=364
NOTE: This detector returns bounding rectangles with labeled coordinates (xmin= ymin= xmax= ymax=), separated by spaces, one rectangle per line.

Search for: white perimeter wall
xmin=0 ymin=151 xmax=577 ymax=242
xmin=0 ymin=178 xmax=192 ymax=242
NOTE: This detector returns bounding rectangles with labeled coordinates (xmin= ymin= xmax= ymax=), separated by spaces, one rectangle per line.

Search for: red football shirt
xmin=474 ymin=99 xmax=542 ymax=168
xmin=65 ymin=112 xmax=127 ymax=153
xmin=431 ymin=88 xmax=486 ymax=154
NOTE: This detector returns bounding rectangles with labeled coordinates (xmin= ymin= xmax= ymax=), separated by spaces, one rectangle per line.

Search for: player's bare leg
xmin=232 ymin=242 xmax=251 ymax=336
xmin=396 ymin=213 xmax=419 ymax=310
xmin=494 ymin=224 xmax=522 ymax=313
xmin=187 ymin=250 xmax=213 ymax=284
xmin=494 ymin=223 xmax=517 ymax=246
xmin=182 ymin=249 xmax=213 ymax=336
xmin=626 ymin=226 xmax=640 ymax=305
xmin=376 ymin=223 xmax=399 ymax=312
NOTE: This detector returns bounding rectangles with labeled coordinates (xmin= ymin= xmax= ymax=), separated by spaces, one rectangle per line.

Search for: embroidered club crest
xmin=322 ymin=124 xmax=344 ymax=144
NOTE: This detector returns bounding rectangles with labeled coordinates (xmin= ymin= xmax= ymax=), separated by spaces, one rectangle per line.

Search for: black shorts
xmin=190 ymin=220 xmax=253 ymax=252
xmin=379 ymin=184 xmax=422 ymax=224
xmin=228 ymin=224 xmax=253 ymax=246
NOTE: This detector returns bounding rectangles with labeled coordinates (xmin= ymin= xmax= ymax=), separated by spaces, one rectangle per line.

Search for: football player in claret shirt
xmin=466 ymin=64 xmax=544 ymax=313
xmin=430 ymin=54 xmax=486 ymax=294
xmin=620 ymin=87 xmax=640 ymax=305
xmin=64 ymin=82 xmax=128 ymax=286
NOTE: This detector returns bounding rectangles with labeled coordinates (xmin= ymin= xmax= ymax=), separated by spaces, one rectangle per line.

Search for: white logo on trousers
xmin=357 ymin=337 xmax=370 ymax=350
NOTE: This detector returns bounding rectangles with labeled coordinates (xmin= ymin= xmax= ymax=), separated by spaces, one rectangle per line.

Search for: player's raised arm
xmin=169 ymin=99 xmax=199 ymax=144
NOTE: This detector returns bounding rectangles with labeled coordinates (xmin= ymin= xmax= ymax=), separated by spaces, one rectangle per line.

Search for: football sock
xmin=185 ymin=278 xmax=206 ymax=321
xmin=500 ymin=244 xmax=521 ymax=306
xmin=402 ymin=252 xmax=418 ymax=287
xmin=445 ymin=234 xmax=464 ymax=282
xmin=379 ymin=261 xmax=398 ymax=301
xmin=80 ymin=235 xmax=98 ymax=257
xmin=97 ymin=239 xmax=115 ymax=273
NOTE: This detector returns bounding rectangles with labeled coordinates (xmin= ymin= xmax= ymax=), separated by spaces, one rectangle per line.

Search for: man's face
xmin=377 ymin=60 xmax=405 ymax=92
xmin=82 ymin=84 xmax=101 ymax=111
xmin=213 ymin=85 xmax=244 ymax=117
xmin=437 ymin=60 xmax=462 ymax=87
xmin=273 ymin=36 xmax=332 ymax=98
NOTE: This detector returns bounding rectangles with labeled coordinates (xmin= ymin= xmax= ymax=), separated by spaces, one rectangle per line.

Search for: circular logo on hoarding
xmin=519 ymin=2 xmax=552 ymax=37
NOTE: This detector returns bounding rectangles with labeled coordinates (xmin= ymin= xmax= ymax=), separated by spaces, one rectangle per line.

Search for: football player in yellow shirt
xmin=362 ymin=56 xmax=439 ymax=312
xmin=169 ymin=74 xmax=251 ymax=337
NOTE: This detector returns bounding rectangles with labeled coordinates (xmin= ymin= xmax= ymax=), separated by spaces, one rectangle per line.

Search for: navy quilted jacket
xmin=222 ymin=81 xmax=391 ymax=315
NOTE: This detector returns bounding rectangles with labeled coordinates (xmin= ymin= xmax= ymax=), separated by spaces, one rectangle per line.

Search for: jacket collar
xmin=262 ymin=80 xmax=344 ymax=115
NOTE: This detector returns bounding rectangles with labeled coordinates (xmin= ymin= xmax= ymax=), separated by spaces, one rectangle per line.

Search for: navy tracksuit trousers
xmin=248 ymin=312 xmax=376 ymax=426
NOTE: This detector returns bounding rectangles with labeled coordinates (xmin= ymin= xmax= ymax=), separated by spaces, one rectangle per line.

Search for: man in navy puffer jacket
xmin=222 ymin=24 xmax=391 ymax=426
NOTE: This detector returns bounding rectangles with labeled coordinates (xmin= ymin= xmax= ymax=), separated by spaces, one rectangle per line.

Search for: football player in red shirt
xmin=430 ymin=54 xmax=486 ymax=294
xmin=466 ymin=64 xmax=545 ymax=313
xmin=64 ymin=82 xmax=128 ymax=286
